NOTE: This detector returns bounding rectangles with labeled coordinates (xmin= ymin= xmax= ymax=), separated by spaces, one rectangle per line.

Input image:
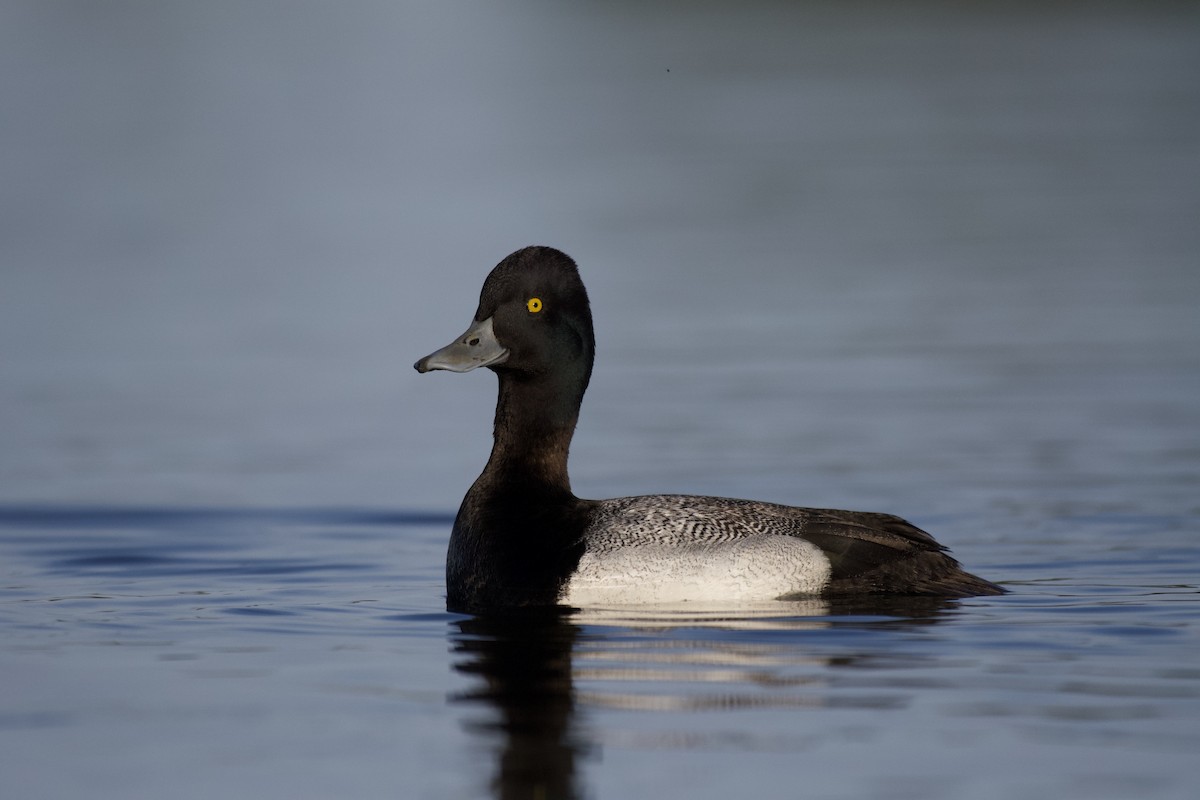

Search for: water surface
xmin=2 ymin=507 xmax=1197 ymax=799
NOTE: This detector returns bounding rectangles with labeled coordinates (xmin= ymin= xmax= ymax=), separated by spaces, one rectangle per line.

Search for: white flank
xmin=560 ymin=535 xmax=832 ymax=606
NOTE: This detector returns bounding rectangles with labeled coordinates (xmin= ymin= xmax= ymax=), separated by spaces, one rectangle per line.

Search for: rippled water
xmin=3 ymin=2 xmax=1199 ymax=799
xmin=2 ymin=508 xmax=1197 ymax=799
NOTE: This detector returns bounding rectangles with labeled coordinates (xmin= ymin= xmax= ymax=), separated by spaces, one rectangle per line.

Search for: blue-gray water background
xmin=2 ymin=2 xmax=1199 ymax=799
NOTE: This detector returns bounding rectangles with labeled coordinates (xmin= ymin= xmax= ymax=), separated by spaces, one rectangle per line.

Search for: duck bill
xmin=414 ymin=316 xmax=509 ymax=373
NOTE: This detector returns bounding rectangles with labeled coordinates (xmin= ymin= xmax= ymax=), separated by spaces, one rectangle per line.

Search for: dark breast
xmin=445 ymin=486 xmax=594 ymax=612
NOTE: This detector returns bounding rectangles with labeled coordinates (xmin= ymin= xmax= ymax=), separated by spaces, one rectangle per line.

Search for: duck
xmin=414 ymin=246 xmax=1004 ymax=612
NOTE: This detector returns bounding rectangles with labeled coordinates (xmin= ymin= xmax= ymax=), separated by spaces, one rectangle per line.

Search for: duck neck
xmin=481 ymin=370 xmax=583 ymax=497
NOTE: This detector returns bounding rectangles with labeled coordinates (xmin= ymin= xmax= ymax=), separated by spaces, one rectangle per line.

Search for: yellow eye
xmin=526 ymin=297 xmax=543 ymax=313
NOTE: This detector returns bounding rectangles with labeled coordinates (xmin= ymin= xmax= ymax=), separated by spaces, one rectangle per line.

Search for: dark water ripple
xmin=1 ymin=506 xmax=1198 ymax=800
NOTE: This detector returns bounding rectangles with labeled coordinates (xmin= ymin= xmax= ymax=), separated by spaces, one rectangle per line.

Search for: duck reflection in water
xmin=449 ymin=597 xmax=965 ymax=799
xmin=452 ymin=610 xmax=588 ymax=800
